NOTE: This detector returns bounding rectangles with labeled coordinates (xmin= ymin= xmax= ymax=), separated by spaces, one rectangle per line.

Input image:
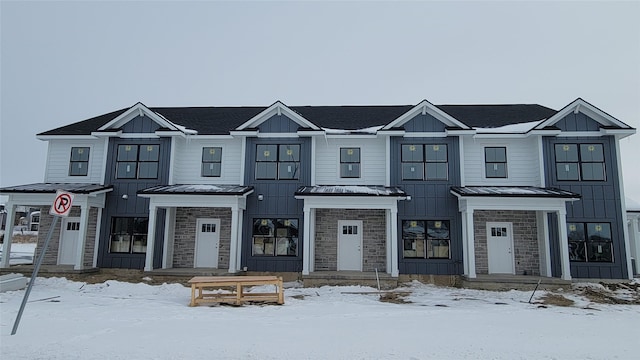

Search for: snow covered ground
xmin=1 ymin=276 xmax=638 ymax=359
xmin=0 ymin=243 xmax=36 ymax=265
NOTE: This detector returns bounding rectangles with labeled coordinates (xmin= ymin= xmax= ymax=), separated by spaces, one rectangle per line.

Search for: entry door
xmin=59 ymin=217 xmax=80 ymax=265
xmin=337 ymin=220 xmax=362 ymax=271
xmin=195 ymin=218 xmax=220 ymax=268
xmin=486 ymin=222 xmax=515 ymax=274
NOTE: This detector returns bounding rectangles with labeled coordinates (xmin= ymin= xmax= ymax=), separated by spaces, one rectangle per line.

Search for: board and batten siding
xmin=315 ymin=137 xmax=386 ymax=185
xmin=172 ymin=138 xmax=243 ymax=185
xmin=463 ymin=136 xmax=542 ymax=186
xmin=44 ymin=139 xmax=106 ymax=183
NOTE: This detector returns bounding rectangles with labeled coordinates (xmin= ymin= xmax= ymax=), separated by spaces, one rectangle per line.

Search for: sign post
xmin=11 ymin=190 xmax=75 ymax=335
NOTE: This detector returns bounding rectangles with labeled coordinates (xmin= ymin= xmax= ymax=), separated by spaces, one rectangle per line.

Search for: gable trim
xmin=382 ymin=99 xmax=470 ymax=130
xmin=236 ymin=101 xmax=321 ymax=131
xmin=97 ymin=102 xmax=197 ymax=135
xmin=534 ymin=98 xmax=632 ymax=130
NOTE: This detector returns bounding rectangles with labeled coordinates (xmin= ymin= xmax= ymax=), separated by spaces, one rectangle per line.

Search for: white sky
xmin=1 ymin=1 xmax=639 ymax=200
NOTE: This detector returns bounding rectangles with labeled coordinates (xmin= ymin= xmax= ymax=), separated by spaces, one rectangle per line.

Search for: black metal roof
xmin=37 ymin=103 xmax=560 ymax=136
xmin=295 ymin=185 xmax=406 ymax=197
xmin=0 ymin=183 xmax=113 ymax=194
xmin=138 ymin=184 xmax=254 ymax=196
xmin=450 ymin=186 xmax=581 ymax=198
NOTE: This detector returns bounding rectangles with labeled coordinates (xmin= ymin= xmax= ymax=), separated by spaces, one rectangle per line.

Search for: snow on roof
xmin=153 ymin=111 xmax=198 ymax=135
xmin=321 ymin=126 xmax=383 ymax=134
xmin=475 ymin=120 xmax=542 ymax=133
xmin=138 ymin=184 xmax=253 ymax=195
xmin=296 ymin=185 xmax=406 ymax=196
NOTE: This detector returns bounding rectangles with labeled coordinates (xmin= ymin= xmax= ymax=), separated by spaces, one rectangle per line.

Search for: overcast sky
xmin=1 ymin=1 xmax=639 ymax=202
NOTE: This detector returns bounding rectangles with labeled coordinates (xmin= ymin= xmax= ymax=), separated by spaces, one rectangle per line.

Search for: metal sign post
xmin=11 ymin=190 xmax=74 ymax=335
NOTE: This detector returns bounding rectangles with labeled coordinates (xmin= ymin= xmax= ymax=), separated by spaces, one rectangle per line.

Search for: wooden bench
xmin=188 ymin=276 xmax=284 ymax=306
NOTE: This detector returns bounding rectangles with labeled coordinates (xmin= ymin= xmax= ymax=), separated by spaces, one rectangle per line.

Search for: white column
xmin=92 ymin=207 xmax=103 ymax=268
xmin=309 ymin=208 xmax=316 ymax=272
xmin=465 ymin=209 xmax=476 ymax=278
xmin=302 ymin=205 xmax=311 ymax=275
xmin=74 ymin=202 xmax=90 ymax=270
xmin=537 ymin=211 xmax=552 ymax=277
xmin=386 ymin=209 xmax=392 ymax=274
xmin=390 ymin=207 xmax=399 ymax=277
xmin=0 ymin=202 xmax=16 ymax=268
xmin=461 ymin=210 xmax=469 ymax=276
xmin=162 ymin=207 xmax=175 ymax=269
xmin=556 ymin=208 xmax=571 ymax=281
xmin=144 ymin=205 xmax=157 ymax=272
xmin=229 ymin=206 xmax=240 ymax=273
xmin=236 ymin=209 xmax=243 ymax=271
xmin=631 ymin=216 xmax=640 ymax=275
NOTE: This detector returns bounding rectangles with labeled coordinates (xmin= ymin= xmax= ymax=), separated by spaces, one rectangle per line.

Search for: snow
xmin=626 ymin=196 xmax=640 ymax=211
xmin=476 ymin=120 xmax=542 ymax=133
xmin=1 ymin=277 xmax=638 ymax=359
xmin=308 ymin=185 xmax=397 ymax=195
xmin=322 ymin=126 xmax=383 ymax=134
xmin=0 ymin=243 xmax=35 ymax=265
xmin=176 ymin=184 xmax=223 ymax=192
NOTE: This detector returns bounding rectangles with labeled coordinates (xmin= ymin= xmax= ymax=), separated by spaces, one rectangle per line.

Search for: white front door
xmin=486 ymin=222 xmax=515 ymax=274
xmin=59 ymin=217 xmax=80 ymax=265
xmin=337 ymin=220 xmax=362 ymax=271
xmin=195 ymin=218 xmax=220 ymax=268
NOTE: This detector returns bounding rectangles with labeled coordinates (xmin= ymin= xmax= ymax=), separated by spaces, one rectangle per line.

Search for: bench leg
xmin=190 ymin=284 xmax=196 ymax=307
xmin=277 ymin=278 xmax=284 ymax=305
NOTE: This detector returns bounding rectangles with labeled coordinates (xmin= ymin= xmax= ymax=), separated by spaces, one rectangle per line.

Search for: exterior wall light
xmin=258 ymin=194 xmax=264 ymax=201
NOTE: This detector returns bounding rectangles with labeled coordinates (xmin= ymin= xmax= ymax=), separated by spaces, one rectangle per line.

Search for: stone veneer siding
xmin=314 ymin=209 xmax=386 ymax=272
xmin=473 ymin=210 xmax=540 ymax=275
xmin=173 ymin=207 xmax=231 ymax=269
xmin=36 ymin=206 xmax=98 ymax=267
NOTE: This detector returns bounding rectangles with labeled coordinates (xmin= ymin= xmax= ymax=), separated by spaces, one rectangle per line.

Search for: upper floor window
xmin=555 ymin=144 xmax=605 ymax=181
xmin=255 ymin=144 xmax=300 ymax=180
xmin=116 ymin=144 xmax=159 ymax=179
xmin=201 ymin=147 xmax=222 ymax=177
xmin=567 ymin=222 xmax=612 ymax=262
xmin=401 ymin=144 xmax=448 ymax=181
xmin=69 ymin=147 xmax=90 ymax=176
xmin=402 ymin=220 xmax=450 ymax=259
xmin=340 ymin=148 xmax=360 ymax=178
xmin=485 ymin=147 xmax=507 ymax=178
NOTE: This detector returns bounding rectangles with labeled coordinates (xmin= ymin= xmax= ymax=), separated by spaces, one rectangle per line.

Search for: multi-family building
xmin=1 ymin=98 xmax=636 ymax=283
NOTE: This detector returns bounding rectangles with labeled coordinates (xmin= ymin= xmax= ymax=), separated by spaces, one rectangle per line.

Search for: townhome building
xmin=1 ymin=98 xmax=636 ymax=283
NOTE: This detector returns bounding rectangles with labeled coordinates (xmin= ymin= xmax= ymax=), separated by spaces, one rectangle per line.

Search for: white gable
xmin=382 ymin=99 xmax=470 ymax=130
xmin=97 ymin=102 xmax=197 ymax=134
xmin=535 ymin=98 xmax=632 ymax=130
xmin=236 ymin=101 xmax=320 ymax=131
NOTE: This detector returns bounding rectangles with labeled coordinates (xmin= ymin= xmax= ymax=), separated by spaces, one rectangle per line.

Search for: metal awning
xmin=295 ymin=185 xmax=406 ymax=197
xmin=138 ymin=184 xmax=254 ymax=196
xmin=0 ymin=183 xmax=113 ymax=195
xmin=450 ymin=186 xmax=580 ymax=199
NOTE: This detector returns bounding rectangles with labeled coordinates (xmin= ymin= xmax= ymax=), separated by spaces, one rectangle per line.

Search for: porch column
xmin=144 ymin=204 xmax=158 ymax=272
xmin=302 ymin=205 xmax=311 ymax=275
xmin=464 ymin=209 xmax=476 ymax=278
xmin=632 ymin=216 xmax=640 ymax=275
xmin=161 ymin=207 xmax=175 ymax=269
xmin=390 ymin=207 xmax=399 ymax=277
xmin=461 ymin=210 xmax=468 ymax=276
xmin=385 ymin=209 xmax=392 ymax=274
xmin=537 ymin=211 xmax=552 ymax=277
xmin=556 ymin=208 xmax=571 ymax=280
xmin=0 ymin=202 xmax=16 ymax=268
xmin=73 ymin=202 xmax=90 ymax=270
xmin=236 ymin=209 xmax=243 ymax=272
xmin=92 ymin=207 xmax=103 ymax=268
xmin=229 ymin=206 xmax=240 ymax=273
xmin=309 ymin=208 xmax=316 ymax=272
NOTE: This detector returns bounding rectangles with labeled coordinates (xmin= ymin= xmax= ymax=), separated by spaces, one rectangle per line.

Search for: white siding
xmin=44 ymin=139 xmax=106 ymax=183
xmin=172 ymin=138 xmax=243 ymax=184
xmin=315 ymin=137 xmax=386 ymax=185
xmin=463 ymin=136 xmax=542 ymax=186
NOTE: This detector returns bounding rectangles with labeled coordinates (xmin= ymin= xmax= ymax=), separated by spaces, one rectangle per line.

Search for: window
xmin=69 ymin=147 xmax=90 ymax=176
xmin=340 ymin=148 xmax=360 ymax=178
xmin=567 ymin=222 xmax=613 ymax=262
xmin=555 ymin=144 xmax=605 ymax=181
xmin=485 ymin=147 xmax=507 ymax=178
xmin=252 ymin=218 xmax=298 ymax=256
xmin=116 ymin=145 xmax=159 ymax=179
xmin=402 ymin=220 xmax=450 ymax=259
xmin=201 ymin=147 xmax=222 ymax=177
xmin=109 ymin=217 xmax=149 ymax=254
xmin=401 ymin=144 xmax=448 ymax=180
xmin=255 ymin=144 xmax=300 ymax=180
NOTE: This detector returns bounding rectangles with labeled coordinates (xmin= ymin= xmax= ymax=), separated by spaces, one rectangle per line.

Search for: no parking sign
xmin=50 ymin=190 xmax=74 ymax=217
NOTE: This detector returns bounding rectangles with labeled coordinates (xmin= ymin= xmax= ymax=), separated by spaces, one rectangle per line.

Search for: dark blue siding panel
xmin=391 ymin=136 xmax=462 ymax=275
xmin=403 ymin=113 xmax=447 ymax=132
xmin=554 ymin=113 xmax=601 ymax=132
xmin=121 ymin=115 xmax=163 ymax=133
xmin=544 ymin=135 xmax=627 ymax=279
xmin=242 ymin=137 xmax=310 ymax=272
xmin=258 ymin=115 xmax=300 ymax=133
xmin=97 ymin=138 xmax=170 ymax=270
